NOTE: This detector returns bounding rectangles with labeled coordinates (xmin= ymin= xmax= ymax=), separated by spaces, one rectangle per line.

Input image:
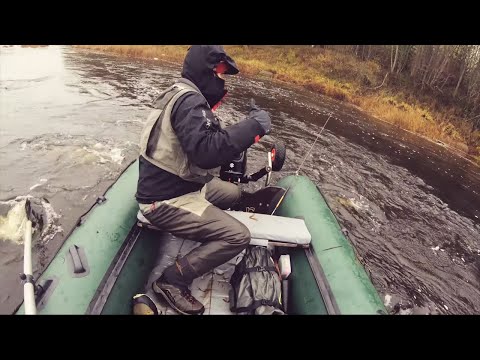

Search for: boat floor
xmin=142 ymin=232 xmax=245 ymax=315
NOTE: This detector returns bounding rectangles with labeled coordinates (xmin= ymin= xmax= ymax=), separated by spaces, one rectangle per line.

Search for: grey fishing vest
xmin=139 ymin=79 xmax=222 ymax=184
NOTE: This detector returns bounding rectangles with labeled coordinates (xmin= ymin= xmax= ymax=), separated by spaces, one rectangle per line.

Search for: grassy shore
xmin=74 ymin=45 xmax=480 ymax=164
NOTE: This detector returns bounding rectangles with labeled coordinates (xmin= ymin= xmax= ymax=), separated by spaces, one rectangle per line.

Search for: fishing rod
xmin=271 ymin=114 xmax=332 ymax=215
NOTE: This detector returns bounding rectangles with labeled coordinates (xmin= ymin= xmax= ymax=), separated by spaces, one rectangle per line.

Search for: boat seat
xmin=136 ymin=210 xmax=311 ymax=248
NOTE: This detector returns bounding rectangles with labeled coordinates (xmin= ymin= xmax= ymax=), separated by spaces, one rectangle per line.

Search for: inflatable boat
xmin=16 ymin=142 xmax=386 ymax=315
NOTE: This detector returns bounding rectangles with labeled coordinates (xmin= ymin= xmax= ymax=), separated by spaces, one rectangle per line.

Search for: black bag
xmin=229 ymin=246 xmax=285 ymax=315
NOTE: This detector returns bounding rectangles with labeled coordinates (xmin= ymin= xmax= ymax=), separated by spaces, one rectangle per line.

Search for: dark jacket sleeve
xmin=171 ymin=93 xmax=265 ymax=169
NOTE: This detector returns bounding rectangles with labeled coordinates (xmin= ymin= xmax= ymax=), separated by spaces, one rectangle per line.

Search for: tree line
xmin=322 ymin=45 xmax=480 ymax=133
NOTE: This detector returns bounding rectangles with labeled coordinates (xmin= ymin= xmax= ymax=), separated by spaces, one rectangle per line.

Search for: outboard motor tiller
xmin=220 ymin=141 xmax=286 ymax=186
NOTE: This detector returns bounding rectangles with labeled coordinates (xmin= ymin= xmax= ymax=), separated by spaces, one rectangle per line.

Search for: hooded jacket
xmin=136 ymin=45 xmax=265 ymax=203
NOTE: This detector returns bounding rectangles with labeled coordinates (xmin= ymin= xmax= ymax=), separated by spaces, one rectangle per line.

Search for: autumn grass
xmin=74 ymin=45 xmax=480 ymax=163
xmin=356 ymin=93 xmax=472 ymax=152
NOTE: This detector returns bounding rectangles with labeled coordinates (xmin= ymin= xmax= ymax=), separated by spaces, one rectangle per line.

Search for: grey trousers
xmin=139 ymin=177 xmax=250 ymax=288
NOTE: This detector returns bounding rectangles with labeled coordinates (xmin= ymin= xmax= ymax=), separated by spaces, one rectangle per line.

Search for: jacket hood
xmin=181 ymin=45 xmax=239 ymax=108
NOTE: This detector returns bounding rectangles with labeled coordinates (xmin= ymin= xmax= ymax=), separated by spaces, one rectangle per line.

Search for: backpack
xmin=229 ymin=246 xmax=285 ymax=315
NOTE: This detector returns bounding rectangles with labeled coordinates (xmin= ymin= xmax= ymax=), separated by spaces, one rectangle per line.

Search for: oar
xmin=21 ymin=199 xmax=37 ymax=315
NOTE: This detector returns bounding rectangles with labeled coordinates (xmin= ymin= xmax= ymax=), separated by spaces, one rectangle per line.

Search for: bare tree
xmin=390 ymin=45 xmax=399 ymax=73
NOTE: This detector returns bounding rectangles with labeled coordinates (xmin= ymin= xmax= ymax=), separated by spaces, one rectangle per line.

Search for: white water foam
xmin=0 ymin=196 xmax=62 ymax=245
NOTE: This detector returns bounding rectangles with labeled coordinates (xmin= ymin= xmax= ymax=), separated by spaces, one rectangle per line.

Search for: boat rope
xmin=295 ymin=114 xmax=331 ymax=176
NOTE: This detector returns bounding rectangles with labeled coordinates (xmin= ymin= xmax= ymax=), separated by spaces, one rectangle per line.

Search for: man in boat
xmin=136 ymin=45 xmax=271 ymax=315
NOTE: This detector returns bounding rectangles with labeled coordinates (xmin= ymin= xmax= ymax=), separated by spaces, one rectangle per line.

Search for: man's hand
xmin=249 ymin=99 xmax=271 ymax=135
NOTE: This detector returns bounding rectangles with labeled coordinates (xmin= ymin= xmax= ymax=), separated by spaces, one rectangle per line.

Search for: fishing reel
xmin=220 ymin=140 xmax=286 ymax=187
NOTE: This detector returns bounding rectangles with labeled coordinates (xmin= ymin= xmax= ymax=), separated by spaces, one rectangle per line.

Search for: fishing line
xmin=295 ymin=114 xmax=331 ymax=176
